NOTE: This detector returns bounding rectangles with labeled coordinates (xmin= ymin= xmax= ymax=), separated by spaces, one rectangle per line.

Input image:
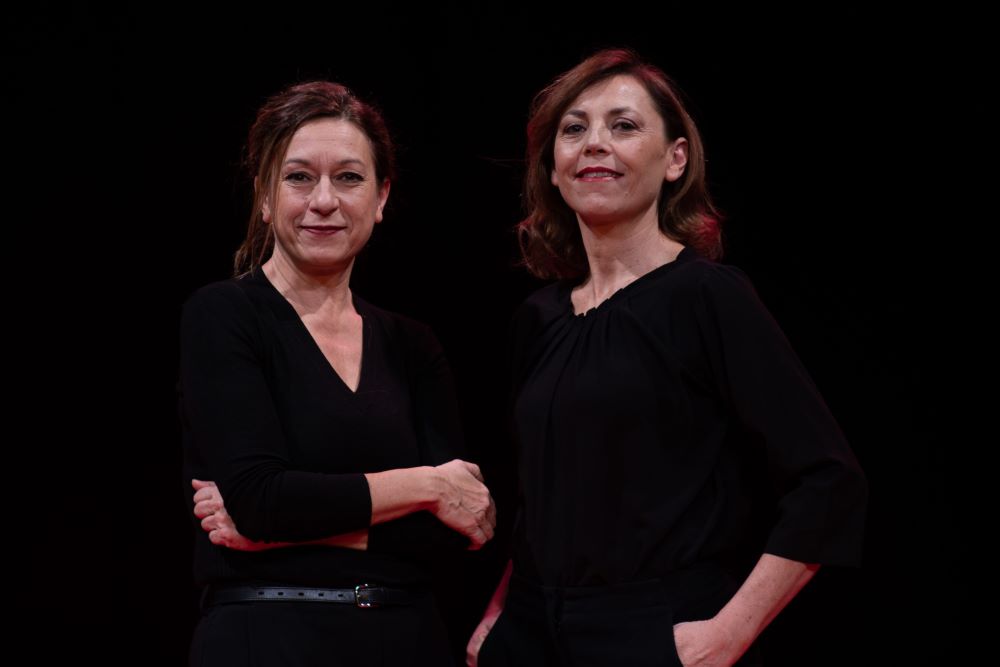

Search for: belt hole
xmin=297 ymin=592 xmax=304 ymax=597
xmin=278 ymin=592 xmax=284 ymax=596
xmin=318 ymin=593 xmax=325 ymax=597
xmin=257 ymin=591 xmax=264 ymax=596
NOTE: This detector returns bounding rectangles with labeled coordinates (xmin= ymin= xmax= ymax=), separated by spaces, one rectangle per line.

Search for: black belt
xmin=203 ymin=583 xmax=421 ymax=609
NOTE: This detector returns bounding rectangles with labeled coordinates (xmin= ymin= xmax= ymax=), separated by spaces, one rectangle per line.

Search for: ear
xmin=550 ymin=167 xmax=559 ymax=188
xmin=664 ymin=137 xmax=688 ymax=183
xmin=374 ymin=179 xmax=391 ymax=224
xmin=255 ymin=177 xmax=272 ymax=223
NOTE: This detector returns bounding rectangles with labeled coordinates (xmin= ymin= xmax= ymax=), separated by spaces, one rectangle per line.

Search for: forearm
xmin=257 ymin=464 xmax=465 ymax=554
xmin=365 ymin=466 xmax=440 ymax=525
xmin=224 ymin=466 xmax=440 ymax=543
xmin=714 ymin=553 xmax=819 ymax=651
xmin=485 ymin=560 xmax=513 ymax=615
xmin=299 ymin=528 xmax=369 ymax=550
xmin=366 ymin=461 xmax=495 ymax=555
xmin=231 ymin=533 xmax=369 ymax=552
xmin=201 ymin=463 xmax=483 ymax=553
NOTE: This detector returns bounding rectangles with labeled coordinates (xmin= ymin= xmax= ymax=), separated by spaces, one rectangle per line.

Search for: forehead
xmin=566 ymin=75 xmax=658 ymax=116
xmin=285 ymin=117 xmax=373 ymax=160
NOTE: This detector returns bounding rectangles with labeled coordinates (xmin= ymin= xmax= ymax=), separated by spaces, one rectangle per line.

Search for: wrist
xmin=418 ymin=466 xmax=444 ymax=511
xmin=709 ymin=612 xmax=754 ymax=658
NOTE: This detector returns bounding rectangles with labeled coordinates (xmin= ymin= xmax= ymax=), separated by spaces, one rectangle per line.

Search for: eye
xmin=613 ymin=119 xmax=638 ymax=131
xmin=337 ymin=172 xmax=364 ymax=183
xmin=560 ymin=122 xmax=586 ymax=135
xmin=284 ymin=171 xmax=312 ymax=184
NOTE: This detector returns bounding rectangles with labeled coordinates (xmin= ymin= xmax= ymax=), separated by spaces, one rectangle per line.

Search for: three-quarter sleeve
xmin=179 ymin=283 xmax=372 ymax=542
xmin=694 ymin=265 xmax=868 ymax=566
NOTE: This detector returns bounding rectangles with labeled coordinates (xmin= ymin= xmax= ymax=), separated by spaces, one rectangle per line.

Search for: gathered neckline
xmin=566 ymin=247 xmax=693 ymax=319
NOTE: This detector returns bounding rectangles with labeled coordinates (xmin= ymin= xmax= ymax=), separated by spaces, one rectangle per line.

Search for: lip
xmin=575 ymin=166 xmax=623 ymax=179
xmin=300 ymin=226 xmax=346 ymax=235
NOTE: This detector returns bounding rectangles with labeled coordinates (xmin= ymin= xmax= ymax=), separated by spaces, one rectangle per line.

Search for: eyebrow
xmin=563 ymin=106 xmax=638 ymax=119
xmin=282 ymin=158 xmax=366 ymax=168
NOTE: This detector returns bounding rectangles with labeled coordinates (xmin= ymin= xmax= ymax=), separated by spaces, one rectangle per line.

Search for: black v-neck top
xmin=509 ymin=247 xmax=867 ymax=586
xmin=179 ymin=268 xmax=465 ymax=588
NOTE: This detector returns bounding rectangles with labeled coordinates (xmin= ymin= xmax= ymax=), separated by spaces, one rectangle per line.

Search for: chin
xmin=576 ymin=209 xmax=627 ymax=226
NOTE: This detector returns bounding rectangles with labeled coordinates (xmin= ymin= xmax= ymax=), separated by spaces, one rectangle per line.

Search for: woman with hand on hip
xmin=468 ymin=49 xmax=866 ymax=667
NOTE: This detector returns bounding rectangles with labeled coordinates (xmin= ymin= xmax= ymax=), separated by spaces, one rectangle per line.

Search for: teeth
xmin=581 ymin=171 xmax=618 ymax=178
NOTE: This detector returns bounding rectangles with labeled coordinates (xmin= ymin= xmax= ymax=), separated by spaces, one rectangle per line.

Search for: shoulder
xmin=511 ymin=280 xmax=566 ymax=333
xmin=187 ymin=267 xmax=284 ymax=308
xmin=180 ymin=273 xmax=277 ymax=342
xmin=182 ymin=277 xmax=249 ymax=319
xmin=658 ymin=249 xmax=756 ymax=294
xmin=668 ymin=257 xmax=786 ymax=344
xmin=507 ymin=281 xmax=566 ymax=358
xmin=621 ymin=252 xmax=781 ymax=353
xmin=637 ymin=250 xmax=762 ymax=313
xmin=183 ymin=277 xmax=246 ymax=310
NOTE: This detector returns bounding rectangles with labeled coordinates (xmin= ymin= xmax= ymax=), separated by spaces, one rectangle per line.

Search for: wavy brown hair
xmin=233 ymin=81 xmax=396 ymax=276
xmin=518 ymin=49 xmax=722 ymax=280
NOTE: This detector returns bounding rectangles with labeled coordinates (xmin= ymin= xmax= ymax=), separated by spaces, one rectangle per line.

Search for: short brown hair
xmin=518 ymin=49 xmax=722 ymax=280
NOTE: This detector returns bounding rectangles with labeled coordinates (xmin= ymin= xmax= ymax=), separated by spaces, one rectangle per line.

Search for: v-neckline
xmin=303 ymin=308 xmax=367 ymax=395
xmin=255 ymin=268 xmax=368 ymax=395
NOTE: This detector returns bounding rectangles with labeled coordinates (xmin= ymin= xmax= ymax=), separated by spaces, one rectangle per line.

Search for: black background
xmin=10 ymin=4 xmax=978 ymax=665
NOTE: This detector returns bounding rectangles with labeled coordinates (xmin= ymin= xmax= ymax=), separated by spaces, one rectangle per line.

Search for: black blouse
xmin=509 ymin=247 xmax=867 ymax=586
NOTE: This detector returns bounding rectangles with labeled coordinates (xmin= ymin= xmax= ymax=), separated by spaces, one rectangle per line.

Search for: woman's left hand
xmin=192 ymin=479 xmax=269 ymax=551
xmin=672 ymin=618 xmax=743 ymax=667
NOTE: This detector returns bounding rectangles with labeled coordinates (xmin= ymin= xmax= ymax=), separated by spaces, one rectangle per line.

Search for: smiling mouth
xmin=575 ymin=169 xmax=622 ymax=179
xmin=301 ymin=226 xmax=346 ymax=234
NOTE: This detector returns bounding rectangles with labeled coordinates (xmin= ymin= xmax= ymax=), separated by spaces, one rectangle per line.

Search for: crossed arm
xmin=193 ymin=458 xmax=497 ymax=553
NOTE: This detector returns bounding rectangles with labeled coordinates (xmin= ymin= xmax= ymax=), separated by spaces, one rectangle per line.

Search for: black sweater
xmin=180 ymin=268 xmax=465 ymax=588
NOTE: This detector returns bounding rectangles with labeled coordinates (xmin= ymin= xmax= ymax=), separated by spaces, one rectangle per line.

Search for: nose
xmin=583 ymin=124 xmax=610 ymax=156
xmin=310 ymin=176 xmax=340 ymax=216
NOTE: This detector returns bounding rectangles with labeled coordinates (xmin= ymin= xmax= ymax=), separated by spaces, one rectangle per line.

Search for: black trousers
xmin=189 ymin=588 xmax=455 ymax=667
xmin=478 ymin=563 xmax=762 ymax=667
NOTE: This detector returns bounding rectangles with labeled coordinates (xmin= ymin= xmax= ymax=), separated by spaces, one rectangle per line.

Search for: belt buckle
xmin=354 ymin=583 xmax=379 ymax=608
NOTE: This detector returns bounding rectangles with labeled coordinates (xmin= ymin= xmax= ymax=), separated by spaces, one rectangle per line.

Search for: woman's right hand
xmin=192 ymin=479 xmax=269 ymax=551
xmin=466 ymin=560 xmax=512 ymax=666
xmin=428 ymin=459 xmax=496 ymax=549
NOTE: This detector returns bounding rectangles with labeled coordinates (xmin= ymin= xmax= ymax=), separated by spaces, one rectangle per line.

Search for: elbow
xmin=840 ymin=454 xmax=869 ymax=514
xmin=224 ymin=497 xmax=274 ymax=542
xmin=218 ymin=479 xmax=282 ymax=542
xmin=823 ymin=455 xmax=869 ymax=565
xmin=216 ymin=465 xmax=301 ymax=542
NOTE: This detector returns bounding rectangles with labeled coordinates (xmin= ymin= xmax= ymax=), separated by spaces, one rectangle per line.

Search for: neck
xmin=262 ymin=253 xmax=355 ymax=318
xmin=576 ymin=211 xmax=684 ymax=301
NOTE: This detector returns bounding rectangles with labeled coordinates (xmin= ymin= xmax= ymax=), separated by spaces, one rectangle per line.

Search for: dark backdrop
xmin=11 ymin=5 xmax=977 ymax=665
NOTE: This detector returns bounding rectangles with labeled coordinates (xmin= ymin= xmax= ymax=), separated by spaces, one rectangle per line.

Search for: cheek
xmin=645 ymin=173 xmax=668 ymax=198
xmin=551 ymin=155 xmax=572 ymax=188
xmin=280 ymin=195 xmax=309 ymax=218
xmin=552 ymin=144 xmax=575 ymax=182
